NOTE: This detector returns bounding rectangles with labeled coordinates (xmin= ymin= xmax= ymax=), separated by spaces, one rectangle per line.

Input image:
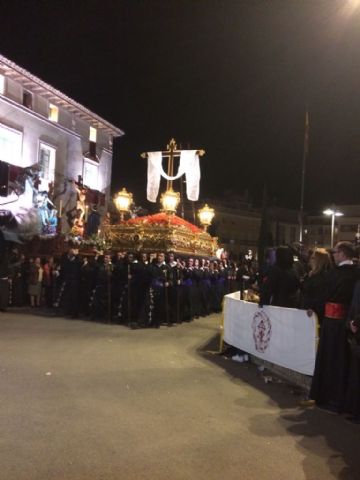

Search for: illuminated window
xmin=0 ymin=123 xmax=22 ymax=166
xmin=38 ymin=143 xmax=56 ymax=190
xmin=48 ymin=103 xmax=59 ymax=122
xmin=89 ymin=126 xmax=97 ymax=142
xmin=83 ymin=158 xmax=98 ymax=189
xmin=0 ymin=75 xmax=5 ymax=95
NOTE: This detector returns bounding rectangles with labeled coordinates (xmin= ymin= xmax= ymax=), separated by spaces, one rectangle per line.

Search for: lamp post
xmin=114 ymin=188 xmax=133 ymax=221
xmin=160 ymin=188 xmax=180 ymax=215
xmin=198 ymin=203 xmax=215 ymax=232
xmin=323 ymin=208 xmax=343 ymax=248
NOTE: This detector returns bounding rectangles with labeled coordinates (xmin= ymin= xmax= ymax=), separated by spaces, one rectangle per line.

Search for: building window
xmin=89 ymin=141 xmax=97 ymax=159
xmin=38 ymin=143 xmax=56 ymax=190
xmin=89 ymin=127 xmax=97 ymax=143
xmin=83 ymin=158 xmax=98 ymax=189
xmin=88 ymin=127 xmax=97 ymax=160
xmin=0 ymin=123 xmax=22 ymax=166
xmin=48 ymin=103 xmax=59 ymax=122
xmin=0 ymin=74 xmax=5 ymax=95
xmin=23 ymin=90 xmax=33 ymax=109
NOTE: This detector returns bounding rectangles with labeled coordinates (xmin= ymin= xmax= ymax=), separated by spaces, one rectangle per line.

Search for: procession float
xmin=105 ymin=139 xmax=217 ymax=257
xmin=0 ymin=138 xmax=218 ymax=258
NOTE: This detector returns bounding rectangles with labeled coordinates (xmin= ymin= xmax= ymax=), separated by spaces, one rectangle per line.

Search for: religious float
xmin=104 ymin=212 xmax=217 ymax=257
xmin=105 ymin=139 xmax=218 ymax=257
xmin=0 ymin=159 xmax=105 ymax=255
xmin=0 ymin=139 xmax=218 ymax=257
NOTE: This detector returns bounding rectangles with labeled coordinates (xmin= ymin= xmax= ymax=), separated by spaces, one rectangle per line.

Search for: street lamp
xmin=323 ymin=208 xmax=343 ymax=248
xmin=198 ymin=203 xmax=215 ymax=232
xmin=114 ymin=188 xmax=133 ymax=221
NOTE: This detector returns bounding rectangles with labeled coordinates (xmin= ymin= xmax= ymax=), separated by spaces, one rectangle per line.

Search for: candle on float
xmin=59 ymin=200 xmax=63 ymax=217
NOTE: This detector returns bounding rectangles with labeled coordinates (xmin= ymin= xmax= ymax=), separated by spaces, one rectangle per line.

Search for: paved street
xmin=0 ymin=310 xmax=359 ymax=480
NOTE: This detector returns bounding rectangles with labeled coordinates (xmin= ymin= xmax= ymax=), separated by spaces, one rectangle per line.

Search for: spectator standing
xmin=310 ymin=241 xmax=359 ymax=414
xmin=259 ymin=246 xmax=300 ymax=308
xmin=28 ymin=257 xmax=43 ymax=307
xmin=42 ymin=256 xmax=55 ymax=308
xmin=344 ymin=281 xmax=360 ymax=423
xmin=302 ymin=248 xmax=332 ymax=323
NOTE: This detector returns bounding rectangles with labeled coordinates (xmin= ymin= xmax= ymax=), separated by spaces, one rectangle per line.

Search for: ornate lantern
xmin=198 ymin=203 xmax=215 ymax=232
xmin=160 ymin=188 xmax=180 ymax=215
xmin=114 ymin=188 xmax=133 ymax=221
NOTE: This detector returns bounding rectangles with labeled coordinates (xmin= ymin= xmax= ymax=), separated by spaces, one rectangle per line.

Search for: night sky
xmin=2 ymin=0 xmax=360 ymax=213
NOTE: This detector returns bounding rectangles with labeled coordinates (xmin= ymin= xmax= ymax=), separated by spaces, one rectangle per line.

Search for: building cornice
xmin=0 ymin=93 xmax=83 ymax=140
xmin=0 ymin=53 xmax=124 ymax=138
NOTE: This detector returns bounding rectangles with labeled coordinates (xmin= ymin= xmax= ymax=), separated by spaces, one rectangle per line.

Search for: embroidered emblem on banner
xmin=252 ymin=310 xmax=272 ymax=353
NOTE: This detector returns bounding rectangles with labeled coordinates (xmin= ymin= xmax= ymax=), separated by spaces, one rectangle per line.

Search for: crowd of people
xmin=0 ymin=247 xmax=249 ymax=326
xmin=257 ymin=242 xmax=360 ymax=426
xmin=1 ymin=240 xmax=360 ymax=424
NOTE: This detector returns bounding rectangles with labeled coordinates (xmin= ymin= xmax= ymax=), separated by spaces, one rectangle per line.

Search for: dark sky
xmin=2 ymin=0 xmax=360 ymax=212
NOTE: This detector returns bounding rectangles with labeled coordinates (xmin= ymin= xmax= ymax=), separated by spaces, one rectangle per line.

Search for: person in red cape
xmin=309 ymin=241 xmax=359 ymax=414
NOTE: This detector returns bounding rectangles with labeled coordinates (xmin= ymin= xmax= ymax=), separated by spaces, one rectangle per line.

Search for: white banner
xmin=223 ymin=293 xmax=318 ymax=375
xmin=146 ymin=150 xmax=200 ymax=202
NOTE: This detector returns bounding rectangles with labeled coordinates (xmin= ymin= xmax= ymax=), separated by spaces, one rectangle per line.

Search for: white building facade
xmin=0 ymin=53 xmax=123 ymax=234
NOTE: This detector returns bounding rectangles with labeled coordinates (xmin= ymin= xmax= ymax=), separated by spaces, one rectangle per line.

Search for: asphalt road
xmin=0 ymin=310 xmax=359 ymax=480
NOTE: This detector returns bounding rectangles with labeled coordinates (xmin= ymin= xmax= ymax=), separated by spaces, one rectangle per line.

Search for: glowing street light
xmin=198 ymin=203 xmax=215 ymax=232
xmin=114 ymin=188 xmax=133 ymax=221
xmin=323 ymin=208 xmax=343 ymax=248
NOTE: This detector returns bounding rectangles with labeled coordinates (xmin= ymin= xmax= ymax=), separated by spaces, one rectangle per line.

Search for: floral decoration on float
xmin=126 ymin=212 xmax=202 ymax=233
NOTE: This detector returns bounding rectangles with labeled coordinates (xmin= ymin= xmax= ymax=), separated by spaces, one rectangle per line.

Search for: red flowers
xmin=126 ymin=213 xmax=201 ymax=233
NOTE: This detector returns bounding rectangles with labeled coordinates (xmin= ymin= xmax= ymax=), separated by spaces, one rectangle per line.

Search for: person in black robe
xmin=191 ymin=259 xmax=202 ymax=318
xmin=135 ymin=253 xmax=152 ymax=328
xmin=167 ymin=253 xmax=183 ymax=324
xmin=8 ymin=248 xmax=25 ymax=307
xmin=236 ymin=259 xmax=254 ymax=299
xmin=227 ymin=261 xmax=237 ymax=294
xmin=344 ymin=281 xmax=360 ymax=423
xmin=181 ymin=259 xmax=193 ymax=321
xmin=199 ymin=258 xmax=211 ymax=316
xmin=42 ymin=256 xmax=56 ymax=309
xmin=80 ymin=256 xmax=97 ymax=316
xmin=149 ymin=252 xmax=171 ymax=327
xmin=112 ymin=251 xmax=126 ymax=319
xmin=117 ymin=252 xmax=144 ymax=328
xmin=310 ymin=241 xmax=359 ymax=414
xmin=85 ymin=205 xmax=101 ymax=236
xmin=209 ymin=261 xmax=219 ymax=313
xmin=259 ymin=246 xmax=300 ymax=308
xmin=216 ymin=261 xmax=228 ymax=309
xmin=90 ymin=253 xmax=113 ymax=321
xmin=184 ymin=258 xmax=200 ymax=319
xmin=55 ymin=247 xmax=82 ymax=318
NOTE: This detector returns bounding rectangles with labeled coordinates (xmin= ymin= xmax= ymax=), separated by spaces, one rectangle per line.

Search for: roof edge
xmin=0 ymin=53 xmax=124 ymax=138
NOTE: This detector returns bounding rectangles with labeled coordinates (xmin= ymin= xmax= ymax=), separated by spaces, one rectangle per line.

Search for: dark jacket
xmin=260 ymin=265 xmax=300 ymax=308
